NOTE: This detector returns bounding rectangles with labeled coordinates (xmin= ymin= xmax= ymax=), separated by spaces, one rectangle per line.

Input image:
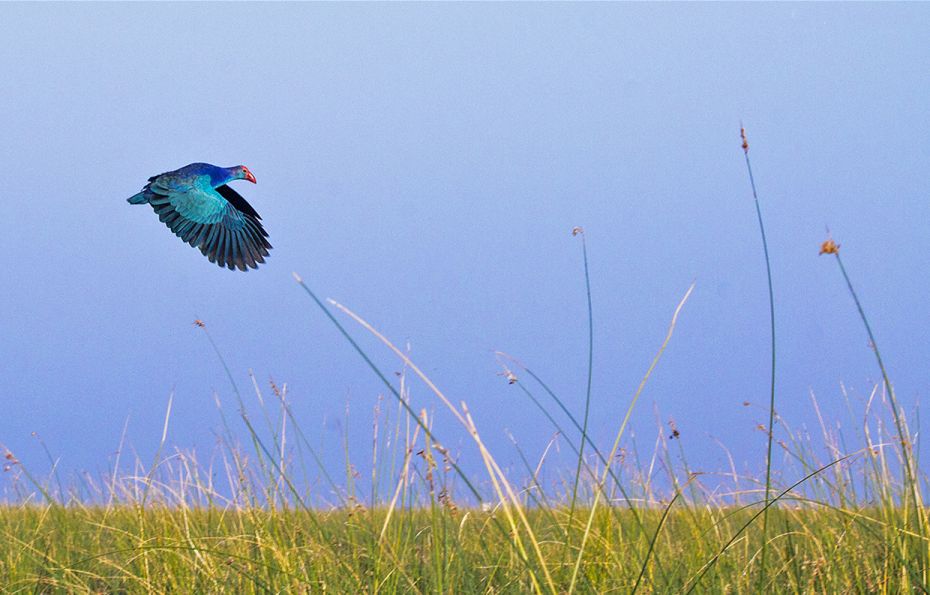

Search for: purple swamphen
xmin=127 ymin=163 xmax=271 ymax=271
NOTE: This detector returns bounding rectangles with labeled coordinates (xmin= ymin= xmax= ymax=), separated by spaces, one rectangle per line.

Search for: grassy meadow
xmin=2 ymin=141 xmax=928 ymax=593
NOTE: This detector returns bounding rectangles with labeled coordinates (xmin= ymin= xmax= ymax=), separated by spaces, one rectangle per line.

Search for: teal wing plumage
xmin=146 ymin=174 xmax=271 ymax=271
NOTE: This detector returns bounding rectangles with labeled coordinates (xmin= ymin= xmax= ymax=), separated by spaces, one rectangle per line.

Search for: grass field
xmin=0 ymin=504 xmax=923 ymax=592
xmin=2 ymin=140 xmax=927 ymax=593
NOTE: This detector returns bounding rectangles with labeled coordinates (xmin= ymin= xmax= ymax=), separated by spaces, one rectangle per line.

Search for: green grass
xmin=0 ymin=504 xmax=923 ymax=592
xmin=2 ymin=134 xmax=927 ymax=593
xmin=0 ymin=486 xmax=926 ymax=593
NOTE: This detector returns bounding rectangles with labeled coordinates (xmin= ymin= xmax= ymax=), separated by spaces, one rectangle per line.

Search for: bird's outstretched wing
xmin=147 ymin=176 xmax=272 ymax=271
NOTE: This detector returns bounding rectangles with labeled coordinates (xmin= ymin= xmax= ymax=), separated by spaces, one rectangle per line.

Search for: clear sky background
xmin=1 ymin=4 xmax=928 ymax=500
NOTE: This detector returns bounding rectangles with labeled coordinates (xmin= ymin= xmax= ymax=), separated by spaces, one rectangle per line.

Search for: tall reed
xmin=740 ymin=126 xmax=778 ymax=581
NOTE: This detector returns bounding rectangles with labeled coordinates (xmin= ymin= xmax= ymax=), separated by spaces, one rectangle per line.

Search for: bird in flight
xmin=127 ymin=162 xmax=271 ymax=271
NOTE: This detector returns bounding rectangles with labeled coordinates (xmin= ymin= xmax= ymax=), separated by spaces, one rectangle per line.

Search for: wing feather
xmin=217 ymin=227 xmax=229 ymax=268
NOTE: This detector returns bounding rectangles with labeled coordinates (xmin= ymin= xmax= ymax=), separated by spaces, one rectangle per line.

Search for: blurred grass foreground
xmin=2 ymin=136 xmax=928 ymax=593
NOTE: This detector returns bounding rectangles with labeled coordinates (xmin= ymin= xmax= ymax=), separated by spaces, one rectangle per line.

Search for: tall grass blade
xmin=567 ymin=227 xmax=596 ymax=550
xmin=740 ymin=126 xmax=778 ymax=582
xmin=568 ymin=282 xmax=694 ymax=594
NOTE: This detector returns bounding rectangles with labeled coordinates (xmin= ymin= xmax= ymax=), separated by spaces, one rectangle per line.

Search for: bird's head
xmin=232 ymin=165 xmax=257 ymax=184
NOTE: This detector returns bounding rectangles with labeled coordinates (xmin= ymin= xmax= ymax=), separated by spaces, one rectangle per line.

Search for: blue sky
xmin=1 ymin=4 xmax=928 ymax=499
